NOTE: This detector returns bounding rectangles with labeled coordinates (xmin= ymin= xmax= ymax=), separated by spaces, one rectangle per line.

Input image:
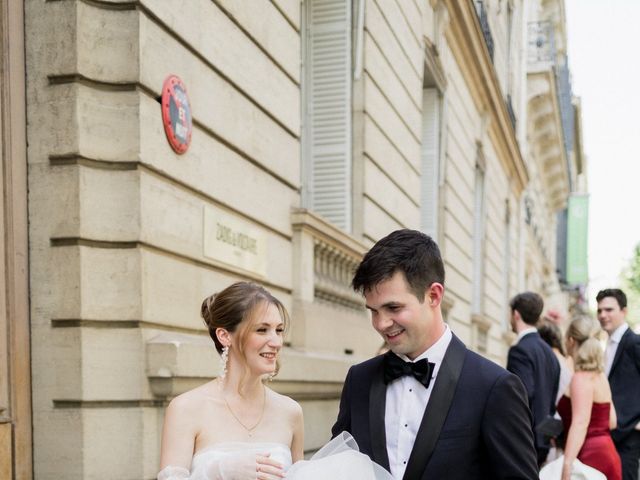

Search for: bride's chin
xmin=247 ymin=365 xmax=274 ymax=377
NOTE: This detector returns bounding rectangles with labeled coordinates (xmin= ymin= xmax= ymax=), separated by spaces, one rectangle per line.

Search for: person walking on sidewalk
xmin=597 ymin=288 xmax=640 ymax=480
xmin=507 ymin=292 xmax=561 ymax=466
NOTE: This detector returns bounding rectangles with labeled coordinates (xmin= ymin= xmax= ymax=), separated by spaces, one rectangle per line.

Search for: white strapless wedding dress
xmin=193 ymin=442 xmax=292 ymax=477
xmin=158 ymin=433 xmax=393 ymax=480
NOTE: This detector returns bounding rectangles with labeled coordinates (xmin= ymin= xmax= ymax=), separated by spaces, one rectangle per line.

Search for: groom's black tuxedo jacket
xmin=331 ymin=335 xmax=539 ymax=480
xmin=608 ymin=327 xmax=640 ymax=444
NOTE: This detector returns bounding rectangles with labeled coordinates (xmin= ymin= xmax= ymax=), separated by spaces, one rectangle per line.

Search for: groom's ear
xmin=426 ymin=282 xmax=444 ymax=307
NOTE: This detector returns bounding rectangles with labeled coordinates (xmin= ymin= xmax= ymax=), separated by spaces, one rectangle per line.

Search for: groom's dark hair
xmin=352 ymin=229 xmax=444 ymax=302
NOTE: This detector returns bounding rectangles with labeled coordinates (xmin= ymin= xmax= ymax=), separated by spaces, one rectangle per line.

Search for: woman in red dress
xmin=557 ymin=316 xmax=622 ymax=480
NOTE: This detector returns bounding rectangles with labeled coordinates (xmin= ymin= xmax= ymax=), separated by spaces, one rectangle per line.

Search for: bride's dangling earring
xmin=219 ymin=345 xmax=229 ymax=383
xmin=267 ymin=364 xmax=277 ymax=382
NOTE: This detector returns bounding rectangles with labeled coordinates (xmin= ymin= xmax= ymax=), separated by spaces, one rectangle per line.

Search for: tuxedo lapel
xmin=609 ymin=329 xmax=631 ymax=378
xmin=369 ymin=362 xmax=390 ymax=471
xmin=402 ymin=335 xmax=466 ymax=480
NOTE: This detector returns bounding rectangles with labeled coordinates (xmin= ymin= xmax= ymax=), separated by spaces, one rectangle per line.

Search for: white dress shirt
xmin=385 ymin=325 xmax=452 ymax=480
xmin=605 ymin=322 xmax=629 ymax=376
xmin=515 ymin=326 xmax=538 ymax=344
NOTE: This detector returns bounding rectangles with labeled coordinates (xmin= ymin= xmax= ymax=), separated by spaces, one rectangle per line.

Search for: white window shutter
xmin=304 ymin=0 xmax=352 ymax=232
xmin=472 ymin=165 xmax=486 ymax=314
xmin=502 ymin=202 xmax=512 ymax=329
xmin=421 ymin=88 xmax=440 ymax=237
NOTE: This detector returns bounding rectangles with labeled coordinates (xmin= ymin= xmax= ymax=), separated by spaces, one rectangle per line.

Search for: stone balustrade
xmin=291 ymin=208 xmax=367 ymax=310
xmin=313 ymin=237 xmax=364 ymax=309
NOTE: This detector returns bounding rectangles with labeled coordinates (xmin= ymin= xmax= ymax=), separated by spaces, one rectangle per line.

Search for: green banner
xmin=566 ymin=194 xmax=589 ymax=284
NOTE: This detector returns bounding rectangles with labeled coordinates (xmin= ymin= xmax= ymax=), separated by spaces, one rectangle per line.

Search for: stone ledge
xmin=502 ymin=330 xmax=517 ymax=346
xmin=471 ymin=313 xmax=492 ymax=332
xmin=146 ymin=331 xmax=217 ymax=379
xmin=291 ymin=208 xmax=367 ymax=258
xmin=146 ymin=332 xmax=360 ymax=399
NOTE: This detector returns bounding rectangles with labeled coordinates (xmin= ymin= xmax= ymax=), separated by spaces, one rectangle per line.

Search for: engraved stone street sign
xmin=203 ymin=205 xmax=267 ymax=277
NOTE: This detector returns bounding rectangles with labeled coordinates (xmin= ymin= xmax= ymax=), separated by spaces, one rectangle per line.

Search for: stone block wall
xmin=24 ymin=0 xmax=576 ymax=477
xmin=25 ymin=1 xmax=377 ymax=478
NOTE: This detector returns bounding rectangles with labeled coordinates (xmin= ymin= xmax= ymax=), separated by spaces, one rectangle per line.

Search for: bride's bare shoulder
xmin=268 ymin=388 xmax=303 ymax=417
xmin=167 ymin=381 xmax=220 ymax=413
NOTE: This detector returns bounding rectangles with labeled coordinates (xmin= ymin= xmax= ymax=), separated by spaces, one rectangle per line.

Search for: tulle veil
xmin=286 ymin=431 xmax=393 ymax=480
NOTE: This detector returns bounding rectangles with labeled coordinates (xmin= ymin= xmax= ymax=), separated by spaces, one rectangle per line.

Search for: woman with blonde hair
xmin=555 ymin=316 xmax=622 ymax=480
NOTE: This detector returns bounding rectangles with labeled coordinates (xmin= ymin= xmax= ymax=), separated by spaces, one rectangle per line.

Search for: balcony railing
xmin=313 ymin=238 xmax=363 ymax=308
xmin=291 ymin=209 xmax=366 ymax=310
xmin=474 ymin=1 xmax=494 ymax=61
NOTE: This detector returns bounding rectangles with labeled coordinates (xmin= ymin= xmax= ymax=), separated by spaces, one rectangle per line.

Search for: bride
xmin=158 ymin=282 xmax=303 ymax=479
xmin=158 ymin=281 xmax=392 ymax=480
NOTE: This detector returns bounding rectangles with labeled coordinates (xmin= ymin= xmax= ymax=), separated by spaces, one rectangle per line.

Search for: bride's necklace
xmin=222 ymin=385 xmax=267 ymax=437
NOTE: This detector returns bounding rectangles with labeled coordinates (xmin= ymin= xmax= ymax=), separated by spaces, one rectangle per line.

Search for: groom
xmin=332 ymin=229 xmax=538 ymax=479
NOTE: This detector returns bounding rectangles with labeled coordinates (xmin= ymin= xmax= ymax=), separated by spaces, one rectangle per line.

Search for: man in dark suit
xmin=597 ymin=288 xmax=640 ymax=480
xmin=332 ymin=229 xmax=538 ymax=480
xmin=506 ymin=292 xmax=560 ymax=466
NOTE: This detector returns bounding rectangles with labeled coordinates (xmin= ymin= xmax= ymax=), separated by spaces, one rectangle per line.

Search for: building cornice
xmin=443 ymin=0 xmax=528 ymax=194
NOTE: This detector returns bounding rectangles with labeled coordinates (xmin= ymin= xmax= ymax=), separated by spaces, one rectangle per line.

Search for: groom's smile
xmin=385 ymin=327 xmax=405 ymax=340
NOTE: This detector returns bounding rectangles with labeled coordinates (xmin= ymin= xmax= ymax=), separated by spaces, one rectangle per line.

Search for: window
xmin=421 ymin=88 xmax=441 ymax=238
xmin=518 ymin=193 xmax=528 ymax=291
xmin=476 ymin=328 xmax=488 ymax=354
xmin=301 ymin=0 xmax=352 ymax=232
xmin=506 ymin=1 xmax=514 ymax=93
xmin=502 ymin=199 xmax=512 ymax=330
xmin=471 ymin=153 xmax=486 ymax=314
xmin=421 ymin=35 xmax=447 ymax=241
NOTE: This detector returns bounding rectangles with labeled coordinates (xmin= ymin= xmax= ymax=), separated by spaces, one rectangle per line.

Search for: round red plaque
xmin=161 ymin=75 xmax=193 ymax=154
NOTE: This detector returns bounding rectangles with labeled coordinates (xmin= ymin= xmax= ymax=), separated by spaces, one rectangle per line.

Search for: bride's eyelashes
xmin=254 ymin=325 xmax=285 ymax=335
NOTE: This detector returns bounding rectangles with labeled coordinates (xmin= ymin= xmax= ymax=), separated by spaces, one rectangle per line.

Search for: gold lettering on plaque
xmin=215 ymin=223 xmax=258 ymax=254
xmin=203 ymin=206 xmax=266 ymax=276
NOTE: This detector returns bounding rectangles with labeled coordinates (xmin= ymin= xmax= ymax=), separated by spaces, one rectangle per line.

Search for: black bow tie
xmin=383 ymin=351 xmax=435 ymax=388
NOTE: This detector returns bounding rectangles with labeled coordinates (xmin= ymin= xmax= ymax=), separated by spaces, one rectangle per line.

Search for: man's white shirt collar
xmin=610 ymin=323 xmax=629 ymax=344
xmin=516 ymin=327 xmax=538 ymax=344
xmin=605 ymin=323 xmax=629 ymax=376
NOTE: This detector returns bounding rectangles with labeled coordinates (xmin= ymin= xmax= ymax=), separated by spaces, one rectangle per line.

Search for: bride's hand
xmin=256 ymin=454 xmax=285 ymax=479
xmin=209 ymin=451 xmax=284 ymax=480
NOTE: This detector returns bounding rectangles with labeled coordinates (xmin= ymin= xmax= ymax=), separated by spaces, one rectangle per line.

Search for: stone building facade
xmin=0 ymin=0 xmax=585 ymax=478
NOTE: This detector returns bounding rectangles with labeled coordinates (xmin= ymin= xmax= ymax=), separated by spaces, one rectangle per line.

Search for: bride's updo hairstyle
xmin=200 ymin=281 xmax=289 ymax=362
xmin=566 ymin=316 xmax=604 ymax=372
